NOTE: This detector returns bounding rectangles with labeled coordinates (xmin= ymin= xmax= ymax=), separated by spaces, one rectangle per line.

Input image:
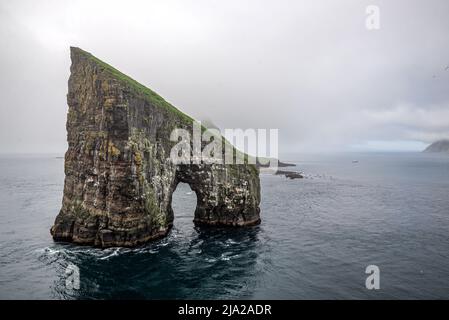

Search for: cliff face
xmin=51 ymin=47 xmax=260 ymax=248
xmin=423 ymin=140 xmax=449 ymax=153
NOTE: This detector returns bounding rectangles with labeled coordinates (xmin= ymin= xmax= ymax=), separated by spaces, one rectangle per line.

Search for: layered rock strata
xmin=51 ymin=47 xmax=261 ymax=247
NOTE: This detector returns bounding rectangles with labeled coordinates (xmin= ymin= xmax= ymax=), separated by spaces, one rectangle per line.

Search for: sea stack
xmin=51 ymin=47 xmax=260 ymax=248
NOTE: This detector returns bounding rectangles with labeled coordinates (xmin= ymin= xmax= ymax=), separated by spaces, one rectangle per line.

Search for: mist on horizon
xmin=1 ymin=0 xmax=449 ymax=154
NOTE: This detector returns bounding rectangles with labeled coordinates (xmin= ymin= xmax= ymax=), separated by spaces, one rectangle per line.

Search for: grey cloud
xmin=1 ymin=0 xmax=448 ymax=153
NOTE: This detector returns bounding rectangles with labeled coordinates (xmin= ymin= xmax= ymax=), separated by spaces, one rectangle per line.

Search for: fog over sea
xmin=0 ymin=152 xmax=449 ymax=299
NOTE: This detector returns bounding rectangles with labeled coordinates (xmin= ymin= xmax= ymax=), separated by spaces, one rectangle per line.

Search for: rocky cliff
xmin=51 ymin=47 xmax=260 ymax=248
xmin=423 ymin=140 xmax=449 ymax=153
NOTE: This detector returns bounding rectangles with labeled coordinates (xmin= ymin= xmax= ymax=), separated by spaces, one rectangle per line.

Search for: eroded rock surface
xmin=51 ymin=47 xmax=261 ymax=247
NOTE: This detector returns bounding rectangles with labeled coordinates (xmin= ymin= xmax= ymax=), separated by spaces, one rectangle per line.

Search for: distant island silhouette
xmin=423 ymin=140 xmax=449 ymax=153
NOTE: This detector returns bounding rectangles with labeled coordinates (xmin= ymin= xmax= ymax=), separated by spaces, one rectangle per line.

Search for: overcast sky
xmin=1 ymin=0 xmax=448 ymax=154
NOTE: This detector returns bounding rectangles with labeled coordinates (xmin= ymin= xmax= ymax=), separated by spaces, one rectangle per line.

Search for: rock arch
xmin=51 ymin=48 xmax=260 ymax=248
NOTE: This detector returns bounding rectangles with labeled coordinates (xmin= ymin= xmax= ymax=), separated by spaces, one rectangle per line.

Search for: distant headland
xmin=423 ymin=140 xmax=449 ymax=153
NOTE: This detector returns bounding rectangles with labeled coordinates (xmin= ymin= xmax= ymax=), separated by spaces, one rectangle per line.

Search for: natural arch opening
xmin=170 ymin=182 xmax=198 ymax=231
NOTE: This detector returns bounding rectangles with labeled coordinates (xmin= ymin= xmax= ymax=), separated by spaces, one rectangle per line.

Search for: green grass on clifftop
xmin=72 ymin=47 xmax=195 ymax=125
xmin=71 ymin=47 xmax=257 ymax=166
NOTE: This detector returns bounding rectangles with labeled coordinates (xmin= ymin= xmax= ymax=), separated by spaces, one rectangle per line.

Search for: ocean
xmin=0 ymin=152 xmax=449 ymax=299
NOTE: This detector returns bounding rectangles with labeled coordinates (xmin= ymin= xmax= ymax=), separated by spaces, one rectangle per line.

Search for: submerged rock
xmin=51 ymin=47 xmax=260 ymax=248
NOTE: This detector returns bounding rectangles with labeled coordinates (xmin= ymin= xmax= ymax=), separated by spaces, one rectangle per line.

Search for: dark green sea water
xmin=1 ymin=152 xmax=449 ymax=299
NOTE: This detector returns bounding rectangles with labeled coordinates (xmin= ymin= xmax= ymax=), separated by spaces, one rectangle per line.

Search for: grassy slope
xmin=73 ymin=47 xmax=195 ymax=125
xmin=73 ymin=47 xmax=255 ymax=166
